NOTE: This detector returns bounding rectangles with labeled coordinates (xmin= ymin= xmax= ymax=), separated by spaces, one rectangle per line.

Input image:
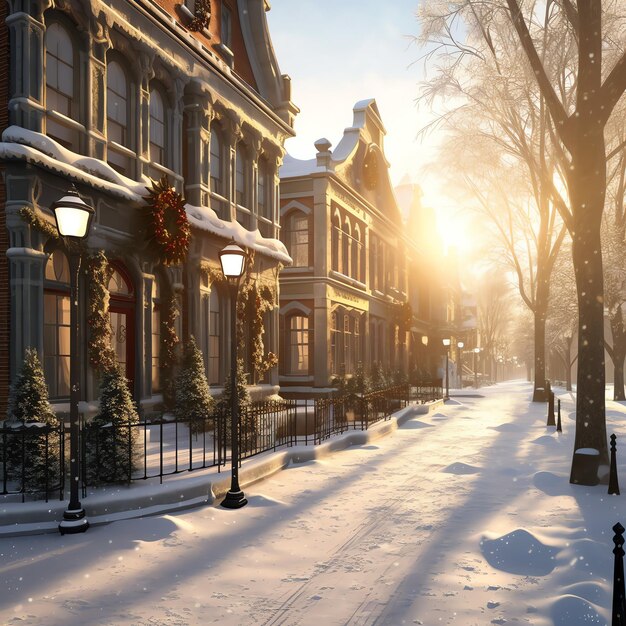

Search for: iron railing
xmin=0 ymin=382 xmax=442 ymax=500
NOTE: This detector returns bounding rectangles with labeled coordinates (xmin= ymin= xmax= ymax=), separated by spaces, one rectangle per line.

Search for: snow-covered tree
xmin=175 ymin=337 xmax=215 ymax=435
xmin=86 ymin=365 xmax=139 ymax=484
xmin=370 ymin=362 xmax=388 ymax=391
xmin=3 ymin=348 xmax=60 ymax=494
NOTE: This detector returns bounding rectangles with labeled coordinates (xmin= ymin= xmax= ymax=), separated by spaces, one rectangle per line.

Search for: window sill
xmin=329 ymin=271 xmax=367 ymax=291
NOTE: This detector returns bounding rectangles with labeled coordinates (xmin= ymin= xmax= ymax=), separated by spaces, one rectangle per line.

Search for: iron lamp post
xmin=53 ymin=185 xmax=94 ymax=535
xmin=474 ymin=347 xmax=480 ymax=388
xmin=457 ymin=341 xmax=464 ymax=388
xmin=442 ymin=338 xmax=451 ymax=400
xmin=219 ymin=240 xmax=248 ymax=510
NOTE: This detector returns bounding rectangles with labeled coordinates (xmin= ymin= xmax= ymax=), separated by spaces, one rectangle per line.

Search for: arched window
xmin=257 ymin=156 xmax=273 ymax=237
xmin=331 ymin=213 xmax=341 ymax=272
xmin=107 ymin=59 xmax=132 ymax=175
xmin=107 ymin=61 xmax=128 ymax=146
xmin=209 ymin=125 xmax=226 ymax=218
xmin=149 ymin=87 xmax=166 ymax=165
xmin=330 ymin=312 xmax=339 ymax=375
xmin=353 ymin=226 xmax=362 ymax=282
xmin=342 ymin=221 xmax=351 ymax=277
xmin=287 ymin=315 xmax=309 ymax=375
xmin=235 ymin=143 xmax=251 ymax=228
xmin=108 ymin=264 xmax=135 ymax=391
xmin=285 ymin=211 xmax=309 ymax=267
xmin=45 ymin=21 xmax=79 ymax=149
xmin=44 ymin=250 xmax=71 ymax=398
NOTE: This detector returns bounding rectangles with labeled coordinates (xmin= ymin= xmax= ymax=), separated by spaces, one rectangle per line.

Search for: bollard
xmin=547 ymin=390 xmax=556 ymax=426
xmin=556 ymin=399 xmax=562 ymax=432
xmin=613 ymin=522 xmax=626 ymax=626
xmin=610 ymin=434 xmax=621 ymax=496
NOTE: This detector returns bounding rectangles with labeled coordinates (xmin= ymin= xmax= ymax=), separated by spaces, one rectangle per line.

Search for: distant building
xmin=0 ymin=0 xmax=297 ymax=414
xmin=278 ymin=99 xmax=449 ymax=397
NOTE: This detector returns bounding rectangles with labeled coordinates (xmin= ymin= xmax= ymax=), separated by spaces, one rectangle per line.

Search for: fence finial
xmin=613 ymin=522 xmax=626 ymax=626
xmin=609 ymin=434 xmax=621 ymax=496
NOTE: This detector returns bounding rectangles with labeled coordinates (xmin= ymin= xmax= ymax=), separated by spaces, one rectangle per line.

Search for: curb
xmin=0 ymin=399 xmax=443 ymax=536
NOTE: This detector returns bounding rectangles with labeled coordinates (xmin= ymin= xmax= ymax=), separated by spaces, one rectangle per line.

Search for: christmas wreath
xmin=143 ymin=176 xmax=191 ymax=266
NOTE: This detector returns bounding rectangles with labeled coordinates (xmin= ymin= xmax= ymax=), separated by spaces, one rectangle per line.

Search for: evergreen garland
xmin=143 ymin=177 xmax=191 ymax=266
xmin=86 ymin=251 xmax=117 ymax=373
xmin=4 ymin=348 xmax=60 ymax=495
xmin=160 ymin=290 xmax=180 ymax=409
xmin=85 ymin=365 xmax=139 ymax=485
xmin=19 ymin=207 xmax=59 ymax=240
xmin=175 ymin=337 xmax=215 ymax=435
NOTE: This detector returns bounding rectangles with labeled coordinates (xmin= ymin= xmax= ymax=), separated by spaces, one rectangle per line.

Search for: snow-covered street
xmin=1 ymin=381 xmax=623 ymax=625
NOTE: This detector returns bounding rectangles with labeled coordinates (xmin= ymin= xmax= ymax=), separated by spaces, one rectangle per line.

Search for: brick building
xmin=0 ymin=0 xmax=296 ymax=415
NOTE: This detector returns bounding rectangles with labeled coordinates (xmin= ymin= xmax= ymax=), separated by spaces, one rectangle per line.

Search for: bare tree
xmin=416 ymin=0 xmax=626 ymax=480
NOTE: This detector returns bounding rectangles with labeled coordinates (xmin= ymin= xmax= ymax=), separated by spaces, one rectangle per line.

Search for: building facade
xmin=0 ymin=0 xmax=297 ymax=415
xmin=278 ymin=100 xmax=449 ymax=397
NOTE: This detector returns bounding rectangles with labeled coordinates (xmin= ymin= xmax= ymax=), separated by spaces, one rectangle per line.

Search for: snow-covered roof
xmin=1 ymin=126 xmax=292 ymax=264
xmin=186 ymin=204 xmax=292 ymax=264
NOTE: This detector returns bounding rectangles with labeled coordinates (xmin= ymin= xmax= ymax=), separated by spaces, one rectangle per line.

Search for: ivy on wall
xmin=187 ymin=0 xmax=211 ymax=31
xmin=160 ymin=289 xmax=180 ymax=409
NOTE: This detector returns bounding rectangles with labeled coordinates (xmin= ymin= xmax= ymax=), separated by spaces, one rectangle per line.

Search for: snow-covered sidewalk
xmin=0 ymin=381 xmax=623 ymax=625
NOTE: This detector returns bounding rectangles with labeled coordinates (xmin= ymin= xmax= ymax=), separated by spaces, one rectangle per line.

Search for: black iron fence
xmin=1 ymin=382 xmax=441 ymax=501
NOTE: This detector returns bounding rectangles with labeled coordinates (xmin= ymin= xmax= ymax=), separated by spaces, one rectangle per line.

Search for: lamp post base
xmin=59 ymin=508 xmax=89 ymax=535
xmin=220 ymin=489 xmax=248 ymax=509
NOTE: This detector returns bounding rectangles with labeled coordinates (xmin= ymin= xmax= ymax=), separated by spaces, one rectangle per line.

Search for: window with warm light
xmin=288 ymin=315 xmax=309 ymax=374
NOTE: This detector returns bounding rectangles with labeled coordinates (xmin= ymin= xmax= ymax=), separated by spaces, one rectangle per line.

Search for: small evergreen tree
xmin=352 ymin=363 xmax=371 ymax=395
xmin=370 ymin=362 xmax=387 ymax=391
xmin=175 ymin=337 xmax=215 ymax=435
xmin=217 ymin=358 xmax=253 ymax=451
xmin=86 ymin=365 xmax=139 ymax=485
xmin=4 ymin=348 xmax=60 ymax=495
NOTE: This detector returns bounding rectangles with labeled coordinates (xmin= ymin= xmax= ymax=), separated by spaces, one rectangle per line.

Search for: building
xmin=278 ymin=99 xmax=449 ymax=398
xmin=0 ymin=0 xmax=297 ymax=415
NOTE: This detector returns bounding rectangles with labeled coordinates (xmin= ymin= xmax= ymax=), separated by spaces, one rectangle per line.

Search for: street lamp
xmin=457 ymin=341 xmax=464 ymax=388
xmin=53 ymin=185 xmax=94 ymax=535
xmin=219 ymin=240 xmax=248 ymax=509
xmin=474 ymin=347 xmax=480 ymax=388
xmin=442 ymin=338 xmax=451 ymax=400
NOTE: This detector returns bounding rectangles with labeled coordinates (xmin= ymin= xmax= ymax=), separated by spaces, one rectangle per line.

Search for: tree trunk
xmin=532 ymin=295 xmax=548 ymax=402
xmin=565 ymin=340 xmax=572 ymax=392
xmin=610 ymin=308 xmax=626 ymax=401
xmin=570 ymin=179 xmax=609 ymax=478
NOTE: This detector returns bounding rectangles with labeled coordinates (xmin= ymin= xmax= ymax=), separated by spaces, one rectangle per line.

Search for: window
xmin=343 ymin=314 xmax=353 ymax=375
xmin=45 ymin=22 xmax=80 ymax=149
xmin=288 ymin=315 xmax=309 ymax=374
xmin=257 ymin=157 xmax=268 ymax=218
xmin=149 ymin=87 xmax=166 ymax=165
xmin=44 ymin=250 xmax=71 ymax=398
xmin=331 ymin=312 xmax=339 ymax=375
xmin=151 ymin=279 xmax=161 ymax=392
xmin=235 ymin=144 xmax=251 ymax=228
xmin=107 ymin=61 xmax=128 ymax=146
xmin=286 ymin=212 xmax=309 ymax=267
xmin=370 ymin=235 xmax=378 ymax=290
xmin=331 ymin=214 xmax=341 ymax=272
xmin=342 ymin=222 xmax=351 ymax=277
xmin=353 ymin=227 xmax=362 ymax=282
xmin=45 ymin=23 xmax=74 ymax=119
xmin=208 ymin=290 xmax=221 ymax=384
xmin=209 ymin=126 xmax=227 ymax=218
xmin=221 ymin=2 xmax=232 ymax=49
xmin=108 ymin=265 xmax=135 ymax=391
xmin=355 ymin=317 xmax=361 ymax=367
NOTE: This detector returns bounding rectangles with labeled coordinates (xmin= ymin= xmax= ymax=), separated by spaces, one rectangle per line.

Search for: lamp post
xmin=442 ymin=338 xmax=451 ymax=400
xmin=457 ymin=341 xmax=464 ymax=388
xmin=219 ymin=240 xmax=248 ymax=509
xmin=53 ymin=185 xmax=94 ymax=535
xmin=474 ymin=347 xmax=480 ymax=388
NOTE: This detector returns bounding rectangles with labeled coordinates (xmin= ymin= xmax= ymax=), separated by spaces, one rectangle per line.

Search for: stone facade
xmin=278 ymin=100 xmax=453 ymax=397
xmin=0 ymin=0 xmax=297 ymax=414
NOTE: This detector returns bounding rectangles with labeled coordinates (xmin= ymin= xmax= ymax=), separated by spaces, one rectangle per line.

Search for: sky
xmin=265 ymin=0 xmax=473 ymax=254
